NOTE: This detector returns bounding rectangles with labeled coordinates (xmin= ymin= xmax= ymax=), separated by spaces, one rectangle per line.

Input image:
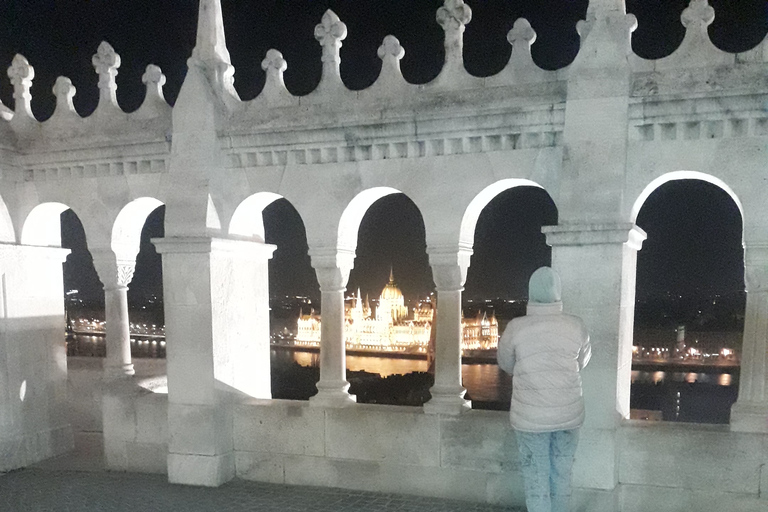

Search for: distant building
xmin=296 ymin=270 xmax=498 ymax=353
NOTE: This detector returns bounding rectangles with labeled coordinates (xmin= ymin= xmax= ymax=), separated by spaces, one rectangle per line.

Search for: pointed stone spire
xmin=192 ymin=0 xmax=231 ymax=66
xmin=314 ymin=10 xmax=347 ymax=89
xmin=389 ymin=266 xmax=395 ymax=284
xmin=51 ymin=77 xmax=77 ymax=118
xmin=92 ymin=41 xmax=121 ymax=110
xmin=7 ymin=54 xmax=35 ymax=121
xmin=586 ymin=0 xmax=626 ymax=16
xmin=189 ymin=0 xmax=237 ymax=99
xmin=436 ymin=0 xmax=471 ymax=74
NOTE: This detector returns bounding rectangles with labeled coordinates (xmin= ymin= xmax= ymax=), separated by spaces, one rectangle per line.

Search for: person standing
xmin=497 ymin=266 xmax=591 ymax=512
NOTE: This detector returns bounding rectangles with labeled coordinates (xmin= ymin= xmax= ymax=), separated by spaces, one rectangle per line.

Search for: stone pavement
xmin=0 ymin=468 xmax=525 ymax=512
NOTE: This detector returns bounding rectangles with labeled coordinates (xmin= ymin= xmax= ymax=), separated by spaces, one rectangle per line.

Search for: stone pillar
xmin=153 ymin=236 xmax=275 ymax=486
xmin=0 ymin=244 xmax=73 ymax=471
xmin=91 ymin=250 xmax=135 ymax=379
xmin=543 ymin=224 xmax=645 ymax=490
xmin=309 ymin=248 xmax=356 ymax=407
xmin=423 ymin=246 xmax=472 ymax=415
xmin=730 ymin=243 xmax=768 ymax=433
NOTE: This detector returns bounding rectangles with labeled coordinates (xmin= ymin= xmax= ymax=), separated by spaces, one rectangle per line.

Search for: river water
xmin=68 ymin=333 xmax=738 ymax=423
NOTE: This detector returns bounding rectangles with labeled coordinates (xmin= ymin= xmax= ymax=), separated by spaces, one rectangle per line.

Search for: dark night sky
xmin=2 ymin=1 xmax=764 ymax=303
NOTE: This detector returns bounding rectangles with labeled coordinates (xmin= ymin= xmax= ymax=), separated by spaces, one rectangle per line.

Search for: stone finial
xmin=494 ymin=18 xmax=542 ymax=83
xmin=92 ymin=41 xmax=121 ymax=109
xmin=314 ymin=10 xmax=347 ymax=85
xmin=507 ymin=18 xmax=537 ymax=49
xmin=436 ymin=0 xmax=472 ymax=32
xmin=142 ymin=64 xmax=167 ymax=103
xmin=261 ymin=49 xmax=289 ymax=95
xmin=52 ymin=76 xmax=77 ymax=116
xmin=681 ymin=0 xmax=715 ymax=28
xmin=377 ymin=35 xmax=405 ymax=62
xmin=436 ymin=0 xmax=472 ymax=73
xmin=7 ymin=54 xmax=34 ymax=119
xmin=262 ymin=49 xmax=287 ymax=76
xmin=375 ymin=35 xmax=406 ymax=89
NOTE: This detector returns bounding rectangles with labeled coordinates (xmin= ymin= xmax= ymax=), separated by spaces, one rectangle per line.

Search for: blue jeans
xmin=515 ymin=429 xmax=579 ymax=512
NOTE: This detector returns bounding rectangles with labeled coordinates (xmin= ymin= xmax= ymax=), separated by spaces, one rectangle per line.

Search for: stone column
xmin=423 ymin=246 xmax=472 ymax=415
xmin=91 ymin=250 xmax=135 ymax=379
xmin=730 ymin=243 xmax=768 ymax=433
xmin=309 ymin=248 xmax=356 ymax=407
xmin=543 ymin=223 xmax=645 ymax=490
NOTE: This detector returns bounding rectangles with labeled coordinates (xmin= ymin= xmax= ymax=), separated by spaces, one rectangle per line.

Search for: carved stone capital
xmin=427 ymin=245 xmax=473 ymax=291
xmin=116 ymin=263 xmax=136 ymax=288
xmin=543 ymin=224 xmax=646 ymax=251
xmin=309 ymin=247 xmax=355 ymax=292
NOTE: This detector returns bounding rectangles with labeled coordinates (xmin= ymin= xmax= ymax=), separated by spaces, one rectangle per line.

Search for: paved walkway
xmin=0 ymin=468 xmax=524 ymax=512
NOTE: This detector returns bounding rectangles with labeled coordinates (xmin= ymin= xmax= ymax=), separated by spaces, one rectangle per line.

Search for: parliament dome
xmin=380 ymin=269 xmax=404 ymax=301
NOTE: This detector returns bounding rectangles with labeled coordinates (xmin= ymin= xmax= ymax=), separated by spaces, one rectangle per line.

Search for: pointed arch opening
xmin=115 ymin=200 xmax=167 ymax=362
xmin=462 ymin=181 xmax=558 ymax=409
xmin=20 ymin=204 xmax=103 ymax=357
xmin=229 ymin=192 xmax=320 ymax=400
xmin=631 ymin=174 xmax=744 ymax=424
xmin=342 ymin=191 xmax=434 ymax=406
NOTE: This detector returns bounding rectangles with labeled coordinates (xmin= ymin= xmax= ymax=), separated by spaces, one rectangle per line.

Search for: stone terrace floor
xmin=0 ymin=469 xmax=524 ymax=512
xmin=0 ymin=435 xmax=524 ymax=512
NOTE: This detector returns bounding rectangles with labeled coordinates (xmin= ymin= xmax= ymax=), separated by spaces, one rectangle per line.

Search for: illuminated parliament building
xmin=296 ymin=271 xmax=498 ymax=353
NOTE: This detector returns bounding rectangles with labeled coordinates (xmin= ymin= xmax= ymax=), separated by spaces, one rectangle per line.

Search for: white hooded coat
xmin=497 ymin=267 xmax=591 ymax=432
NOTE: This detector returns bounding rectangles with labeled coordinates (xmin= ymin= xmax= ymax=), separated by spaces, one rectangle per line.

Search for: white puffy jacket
xmin=497 ymin=269 xmax=590 ymax=432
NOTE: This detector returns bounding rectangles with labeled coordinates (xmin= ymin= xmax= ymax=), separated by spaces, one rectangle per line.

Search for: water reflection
xmin=273 ymin=349 xmax=512 ymax=405
xmin=631 ymin=370 xmax=735 ymax=387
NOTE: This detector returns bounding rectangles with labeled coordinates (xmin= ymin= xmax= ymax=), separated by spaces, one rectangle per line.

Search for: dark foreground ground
xmin=0 ymin=468 xmax=523 ymax=512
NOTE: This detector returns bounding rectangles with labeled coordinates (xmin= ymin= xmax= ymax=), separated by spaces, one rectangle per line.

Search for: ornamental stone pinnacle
xmin=507 ymin=18 xmax=537 ymax=48
xmin=436 ymin=0 xmax=471 ymax=76
xmin=314 ymin=10 xmax=347 ymax=64
xmin=377 ymin=35 xmax=405 ymax=62
xmin=436 ymin=0 xmax=472 ymax=32
xmin=681 ymin=0 xmax=715 ymax=28
xmin=314 ymin=9 xmax=347 ymax=87
xmin=8 ymin=54 xmax=34 ymax=119
xmin=52 ymin=77 xmax=76 ymax=116
xmin=92 ymin=41 xmax=121 ymax=108
xmin=142 ymin=64 xmax=167 ymax=102
xmin=261 ymin=49 xmax=287 ymax=74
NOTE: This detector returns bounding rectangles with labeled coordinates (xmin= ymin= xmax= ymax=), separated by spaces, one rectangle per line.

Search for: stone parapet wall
xmin=227 ymin=399 xmax=767 ymax=510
